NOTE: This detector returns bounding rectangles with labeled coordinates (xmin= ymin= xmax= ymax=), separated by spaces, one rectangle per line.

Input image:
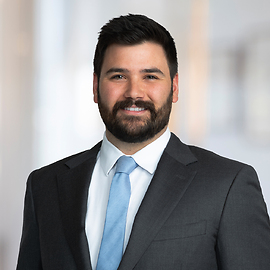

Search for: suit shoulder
xmin=30 ymin=141 xmax=102 ymax=179
xmin=188 ymin=144 xmax=254 ymax=174
xmin=168 ymin=133 xmax=251 ymax=172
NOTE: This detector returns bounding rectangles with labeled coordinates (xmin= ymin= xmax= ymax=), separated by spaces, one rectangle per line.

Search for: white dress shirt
xmin=85 ymin=128 xmax=171 ymax=269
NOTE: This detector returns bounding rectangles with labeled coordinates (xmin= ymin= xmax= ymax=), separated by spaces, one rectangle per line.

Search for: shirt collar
xmin=99 ymin=128 xmax=171 ymax=176
xmin=132 ymin=128 xmax=171 ymax=174
xmin=99 ymin=135 xmax=123 ymax=176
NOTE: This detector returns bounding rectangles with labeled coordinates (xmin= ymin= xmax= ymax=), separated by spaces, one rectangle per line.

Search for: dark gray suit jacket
xmin=17 ymin=133 xmax=270 ymax=269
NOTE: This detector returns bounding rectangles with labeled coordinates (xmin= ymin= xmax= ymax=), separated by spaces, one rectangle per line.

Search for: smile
xmin=124 ymin=107 xmax=145 ymax=112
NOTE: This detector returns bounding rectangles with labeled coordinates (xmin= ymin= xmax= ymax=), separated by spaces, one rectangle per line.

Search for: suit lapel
xmin=119 ymin=134 xmax=198 ymax=270
xmin=57 ymin=142 xmax=101 ymax=270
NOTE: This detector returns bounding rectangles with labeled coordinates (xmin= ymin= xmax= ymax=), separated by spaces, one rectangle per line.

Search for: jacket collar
xmin=57 ymin=142 xmax=101 ymax=270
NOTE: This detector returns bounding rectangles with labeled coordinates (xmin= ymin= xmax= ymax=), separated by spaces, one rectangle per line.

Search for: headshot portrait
xmin=1 ymin=1 xmax=270 ymax=270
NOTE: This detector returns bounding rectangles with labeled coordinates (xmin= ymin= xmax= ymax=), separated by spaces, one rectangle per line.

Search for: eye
xmin=145 ymin=75 xmax=159 ymax=80
xmin=111 ymin=74 xmax=125 ymax=80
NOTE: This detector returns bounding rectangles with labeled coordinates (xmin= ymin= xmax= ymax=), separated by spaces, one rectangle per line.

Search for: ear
xmin=172 ymin=73 xmax=179 ymax=103
xmin=93 ymin=73 xmax=98 ymax=103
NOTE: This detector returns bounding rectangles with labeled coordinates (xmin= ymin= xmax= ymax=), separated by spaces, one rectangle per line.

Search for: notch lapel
xmin=119 ymin=134 xmax=198 ymax=270
xmin=57 ymin=143 xmax=101 ymax=270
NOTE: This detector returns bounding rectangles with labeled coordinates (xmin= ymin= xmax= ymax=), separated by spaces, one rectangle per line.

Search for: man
xmin=17 ymin=14 xmax=270 ymax=270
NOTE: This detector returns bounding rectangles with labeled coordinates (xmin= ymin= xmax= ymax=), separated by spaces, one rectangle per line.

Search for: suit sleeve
xmin=16 ymin=171 xmax=43 ymax=270
xmin=216 ymin=165 xmax=270 ymax=269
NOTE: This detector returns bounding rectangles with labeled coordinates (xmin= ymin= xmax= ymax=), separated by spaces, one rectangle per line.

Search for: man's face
xmin=93 ymin=42 xmax=178 ymax=143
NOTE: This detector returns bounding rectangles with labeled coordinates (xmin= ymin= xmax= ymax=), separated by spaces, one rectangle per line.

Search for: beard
xmin=97 ymin=87 xmax=173 ymax=143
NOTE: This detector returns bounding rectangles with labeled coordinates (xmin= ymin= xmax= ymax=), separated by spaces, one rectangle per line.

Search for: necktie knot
xmin=115 ymin=156 xmax=137 ymax=175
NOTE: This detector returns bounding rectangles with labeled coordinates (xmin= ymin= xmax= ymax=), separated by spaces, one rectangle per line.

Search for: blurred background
xmin=1 ymin=0 xmax=270 ymax=269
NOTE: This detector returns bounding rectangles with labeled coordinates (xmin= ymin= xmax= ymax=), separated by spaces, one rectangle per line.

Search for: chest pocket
xmin=154 ymin=220 xmax=207 ymax=241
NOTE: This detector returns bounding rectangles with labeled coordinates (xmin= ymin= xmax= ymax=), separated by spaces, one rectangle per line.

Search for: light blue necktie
xmin=96 ymin=156 xmax=138 ymax=270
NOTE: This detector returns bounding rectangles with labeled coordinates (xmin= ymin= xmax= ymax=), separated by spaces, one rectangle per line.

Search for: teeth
xmin=125 ymin=107 xmax=145 ymax=112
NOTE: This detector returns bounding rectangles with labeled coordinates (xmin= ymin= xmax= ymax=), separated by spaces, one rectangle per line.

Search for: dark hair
xmin=93 ymin=14 xmax=178 ymax=80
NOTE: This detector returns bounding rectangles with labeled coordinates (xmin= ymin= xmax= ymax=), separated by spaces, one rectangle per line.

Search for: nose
xmin=124 ymin=78 xmax=144 ymax=100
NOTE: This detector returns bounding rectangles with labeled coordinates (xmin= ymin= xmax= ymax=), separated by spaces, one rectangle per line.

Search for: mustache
xmin=112 ymin=98 xmax=157 ymax=118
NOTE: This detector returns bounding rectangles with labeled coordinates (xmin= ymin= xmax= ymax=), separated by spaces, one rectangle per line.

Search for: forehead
xmin=101 ymin=42 xmax=170 ymax=72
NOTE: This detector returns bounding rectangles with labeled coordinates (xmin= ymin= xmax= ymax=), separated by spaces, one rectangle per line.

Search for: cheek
xmin=147 ymin=84 xmax=171 ymax=104
xmin=100 ymin=81 xmax=126 ymax=101
xmin=99 ymin=85 xmax=121 ymax=108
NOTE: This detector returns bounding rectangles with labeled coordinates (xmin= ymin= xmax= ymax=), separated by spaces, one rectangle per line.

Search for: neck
xmin=105 ymin=126 xmax=168 ymax=155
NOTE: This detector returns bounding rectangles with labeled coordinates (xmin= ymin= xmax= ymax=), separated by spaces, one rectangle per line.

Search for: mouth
xmin=112 ymin=99 xmax=155 ymax=118
xmin=124 ymin=107 xmax=146 ymax=112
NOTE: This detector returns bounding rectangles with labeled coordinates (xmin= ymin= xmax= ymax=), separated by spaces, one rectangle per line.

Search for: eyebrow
xmin=141 ymin=68 xmax=165 ymax=76
xmin=105 ymin=68 xmax=129 ymax=75
xmin=105 ymin=67 xmax=165 ymax=76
